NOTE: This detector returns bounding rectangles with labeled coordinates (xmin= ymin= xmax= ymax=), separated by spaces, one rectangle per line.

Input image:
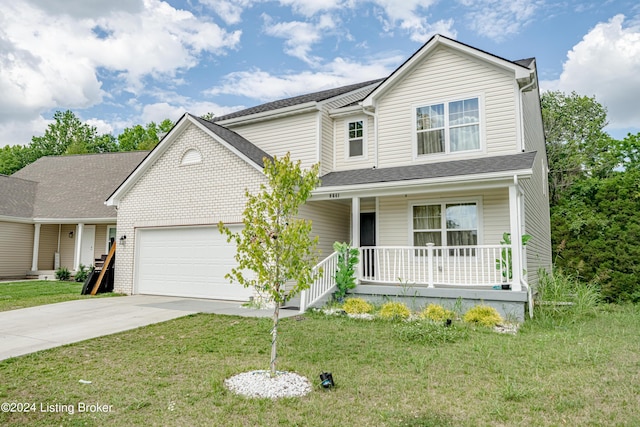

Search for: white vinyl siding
xmin=376 ymin=46 xmax=518 ymax=168
xmin=229 ymin=111 xmax=319 ymax=169
xmin=0 ymin=221 xmax=33 ymax=278
xmin=377 ymin=189 xmax=508 ymax=247
xmin=520 ymin=89 xmax=552 ymax=285
xmin=299 ymin=200 xmax=350 ymax=257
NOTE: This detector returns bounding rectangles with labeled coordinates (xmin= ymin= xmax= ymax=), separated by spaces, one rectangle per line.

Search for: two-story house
xmin=106 ymin=35 xmax=552 ymax=321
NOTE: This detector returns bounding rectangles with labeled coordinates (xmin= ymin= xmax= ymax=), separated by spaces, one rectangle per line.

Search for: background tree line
xmin=0 ymin=110 xmax=174 ymax=175
xmin=543 ymin=91 xmax=640 ymax=302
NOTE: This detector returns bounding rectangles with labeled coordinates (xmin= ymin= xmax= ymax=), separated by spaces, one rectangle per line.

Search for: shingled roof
xmin=190 ymin=114 xmax=273 ymax=167
xmin=319 ymin=152 xmax=537 ymax=187
xmin=9 ymin=151 xmax=148 ymax=219
xmin=0 ymin=175 xmax=37 ymax=218
xmin=213 ymin=79 xmax=384 ymax=122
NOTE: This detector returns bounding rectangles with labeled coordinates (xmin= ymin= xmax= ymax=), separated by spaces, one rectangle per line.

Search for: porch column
xmin=31 ymin=223 xmax=41 ymax=271
xmin=352 ymin=197 xmax=360 ymax=283
xmin=509 ymin=184 xmax=522 ymax=291
xmin=74 ymin=223 xmax=84 ymax=271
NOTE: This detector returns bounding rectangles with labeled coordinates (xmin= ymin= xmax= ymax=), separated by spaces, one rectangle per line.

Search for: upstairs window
xmin=416 ymin=97 xmax=480 ymax=155
xmin=347 ymin=120 xmax=364 ymax=158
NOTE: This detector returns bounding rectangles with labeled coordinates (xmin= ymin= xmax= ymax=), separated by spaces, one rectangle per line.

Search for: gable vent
xmin=181 ymin=148 xmax=202 ymax=165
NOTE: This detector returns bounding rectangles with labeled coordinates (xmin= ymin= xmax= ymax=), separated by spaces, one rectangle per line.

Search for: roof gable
xmin=362 ymin=34 xmax=534 ymax=108
xmin=106 ymin=114 xmax=271 ymax=206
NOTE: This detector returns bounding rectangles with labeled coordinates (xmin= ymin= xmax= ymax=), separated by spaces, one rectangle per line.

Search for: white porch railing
xmin=299 ymin=251 xmax=339 ymax=312
xmin=360 ymin=244 xmax=512 ymax=288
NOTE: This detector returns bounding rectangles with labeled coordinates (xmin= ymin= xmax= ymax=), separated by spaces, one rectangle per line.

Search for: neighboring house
xmin=106 ymin=35 xmax=552 ymax=321
xmin=0 ymin=152 xmax=148 ymax=279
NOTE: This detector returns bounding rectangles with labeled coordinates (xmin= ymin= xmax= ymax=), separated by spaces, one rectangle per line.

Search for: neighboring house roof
xmin=0 ymin=175 xmax=37 ymax=218
xmin=319 ymin=152 xmax=537 ymax=188
xmin=190 ymin=114 xmax=272 ymax=167
xmin=213 ymin=79 xmax=384 ymax=122
xmin=10 ymin=151 xmax=148 ymax=220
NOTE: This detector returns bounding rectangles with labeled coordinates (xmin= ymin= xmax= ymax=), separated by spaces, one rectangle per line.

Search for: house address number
xmin=329 ymin=193 xmax=340 ymax=199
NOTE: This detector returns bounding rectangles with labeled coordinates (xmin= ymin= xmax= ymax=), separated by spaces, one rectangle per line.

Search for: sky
xmin=1 ymin=0 xmax=639 ymax=147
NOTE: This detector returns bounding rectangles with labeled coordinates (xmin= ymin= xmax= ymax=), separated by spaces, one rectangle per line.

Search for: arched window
xmin=181 ymin=148 xmax=202 ymax=165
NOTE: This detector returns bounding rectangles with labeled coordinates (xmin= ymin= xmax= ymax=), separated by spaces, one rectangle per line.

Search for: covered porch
xmin=301 ymin=171 xmax=532 ymax=320
xmin=28 ymin=222 xmax=117 ymax=278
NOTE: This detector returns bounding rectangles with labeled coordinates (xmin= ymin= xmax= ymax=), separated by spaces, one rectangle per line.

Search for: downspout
xmin=518 ymin=78 xmax=537 ymax=152
xmin=362 ymin=106 xmax=378 ymax=168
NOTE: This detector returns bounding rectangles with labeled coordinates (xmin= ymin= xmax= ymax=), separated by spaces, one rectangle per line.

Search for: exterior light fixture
xmin=68 ymin=231 xmax=74 ymax=238
xmin=119 ymin=235 xmax=127 ymax=243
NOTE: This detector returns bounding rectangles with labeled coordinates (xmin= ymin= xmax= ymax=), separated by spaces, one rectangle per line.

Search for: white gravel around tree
xmin=224 ymin=370 xmax=312 ymax=399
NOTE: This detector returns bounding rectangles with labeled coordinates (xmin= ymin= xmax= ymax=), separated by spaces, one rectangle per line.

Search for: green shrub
xmin=333 ymin=242 xmax=359 ymax=301
xmin=463 ymin=305 xmax=503 ymax=327
xmin=342 ymin=298 xmax=374 ymax=315
xmin=394 ymin=321 xmax=468 ymax=345
xmin=420 ymin=304 xmax=455 ymax=322
xmin=55 ymin=267 xmax=71 ymax=281
xmin=74 ymin=264 xmax=89 ymax=283
xmin=379 ymin=301 xmax=411 ymax=321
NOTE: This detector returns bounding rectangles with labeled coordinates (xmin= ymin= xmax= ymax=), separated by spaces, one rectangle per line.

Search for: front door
xmin=360 ymin=213 xmax=376 ymax=278
xmin=80 ymin=225 xmax=96 ymax=267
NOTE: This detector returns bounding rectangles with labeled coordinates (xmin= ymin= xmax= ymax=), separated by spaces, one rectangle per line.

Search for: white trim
xmin=32 ymin=217 xmax=114 ymax=224
xmin=344 ymin=116 xmax=368 ymax=160
xmin=408 ymin=197 xmax=483 ymax=246
xmin=316 ymin=111 xmax=322 ymax=164
xmin=311 ymin=169 xmax=532 ymax=200
xmin=31 ymin=223 xmax=41 ymax=271
xmin=412 ymin=94 xmax=486 ymax=161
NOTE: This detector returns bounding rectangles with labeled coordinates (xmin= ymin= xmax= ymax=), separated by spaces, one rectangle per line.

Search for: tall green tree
xmin=218 ymin=153 xmax=321 ymax=377
xmin=117 ymin=119 xmax=174 ymax=151
xmin=30 ymin=110 xmax=98 ymax=157
xmin=541 ymin=91 xmax=616 ymax=203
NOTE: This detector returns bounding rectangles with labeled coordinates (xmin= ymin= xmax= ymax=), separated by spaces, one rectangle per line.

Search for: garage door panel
xmin=135 ymin=226 xmax=252 ymax=300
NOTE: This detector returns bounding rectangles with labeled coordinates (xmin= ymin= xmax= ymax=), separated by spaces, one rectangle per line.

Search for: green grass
xmin=1 ymin=304 xmax=639 ymax=426
xmin=0 ymin=281 xmax=118 ymax=312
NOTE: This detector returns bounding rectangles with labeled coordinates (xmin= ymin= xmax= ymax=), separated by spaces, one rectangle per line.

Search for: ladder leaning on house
xmin=80 ymin=240 xmax=116 ymax=295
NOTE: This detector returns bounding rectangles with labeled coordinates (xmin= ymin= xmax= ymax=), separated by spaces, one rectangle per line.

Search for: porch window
xmin=416 ymin=97 xmax=480 ymax=155
xmin=347 ymin=120 xmax=364 ymax=157
xmin=413 ymin=203 xmax=478 ymax=252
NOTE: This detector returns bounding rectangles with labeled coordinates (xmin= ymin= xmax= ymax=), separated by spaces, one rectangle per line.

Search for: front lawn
xmin=0 ymin=304 xmax=639 ymax=426
xmin=0 ymin=281 xmax=117 ymax=312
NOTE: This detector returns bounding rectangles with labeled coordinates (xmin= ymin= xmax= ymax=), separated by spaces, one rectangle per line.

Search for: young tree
xmin=30 ymin=110 xmax=98 ymax=157
xmin=218 ymin=153 xmax=321 ymax=377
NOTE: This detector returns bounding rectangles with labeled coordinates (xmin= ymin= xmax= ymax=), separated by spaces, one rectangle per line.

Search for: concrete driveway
xmin=0 ymin=295 xmax=299 ymax=361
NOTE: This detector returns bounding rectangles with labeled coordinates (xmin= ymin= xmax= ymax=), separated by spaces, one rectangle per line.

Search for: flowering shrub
xmin=463 ymin=305 xmax=503 ymax=327
xmin=379 ymin=301 xmax=411 ymax=321
xmin=420 ymin=304 xmax=455 ymax=322
xmin=342 ymin=298 xmax=374 ymax=315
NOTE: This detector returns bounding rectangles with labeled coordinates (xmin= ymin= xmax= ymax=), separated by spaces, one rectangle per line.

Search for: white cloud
xmin=371 ymin=0 xmax=455 ymax=42
xmin=541 ymin=14 xmax=640 ymax=129
xmin=459 ymin=0 xmax=540 ymax=41
xmin=263 ymin=14 xmax=337 ymax=64
xmin=199 ymin=0 xmax=257 ymax=24
xmin=207 ymin=55 xmax=399 ymax=101
xmin=0 ymin=0 xmax=240 ymax=126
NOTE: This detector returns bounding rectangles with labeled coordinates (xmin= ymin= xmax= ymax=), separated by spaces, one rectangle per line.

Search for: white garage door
xmin=135 ymin=225 xmax=253 ymax=300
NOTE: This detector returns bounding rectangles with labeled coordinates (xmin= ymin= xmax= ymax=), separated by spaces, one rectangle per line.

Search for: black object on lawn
xmin=320 ymin=372 xmax=334 ymax=389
